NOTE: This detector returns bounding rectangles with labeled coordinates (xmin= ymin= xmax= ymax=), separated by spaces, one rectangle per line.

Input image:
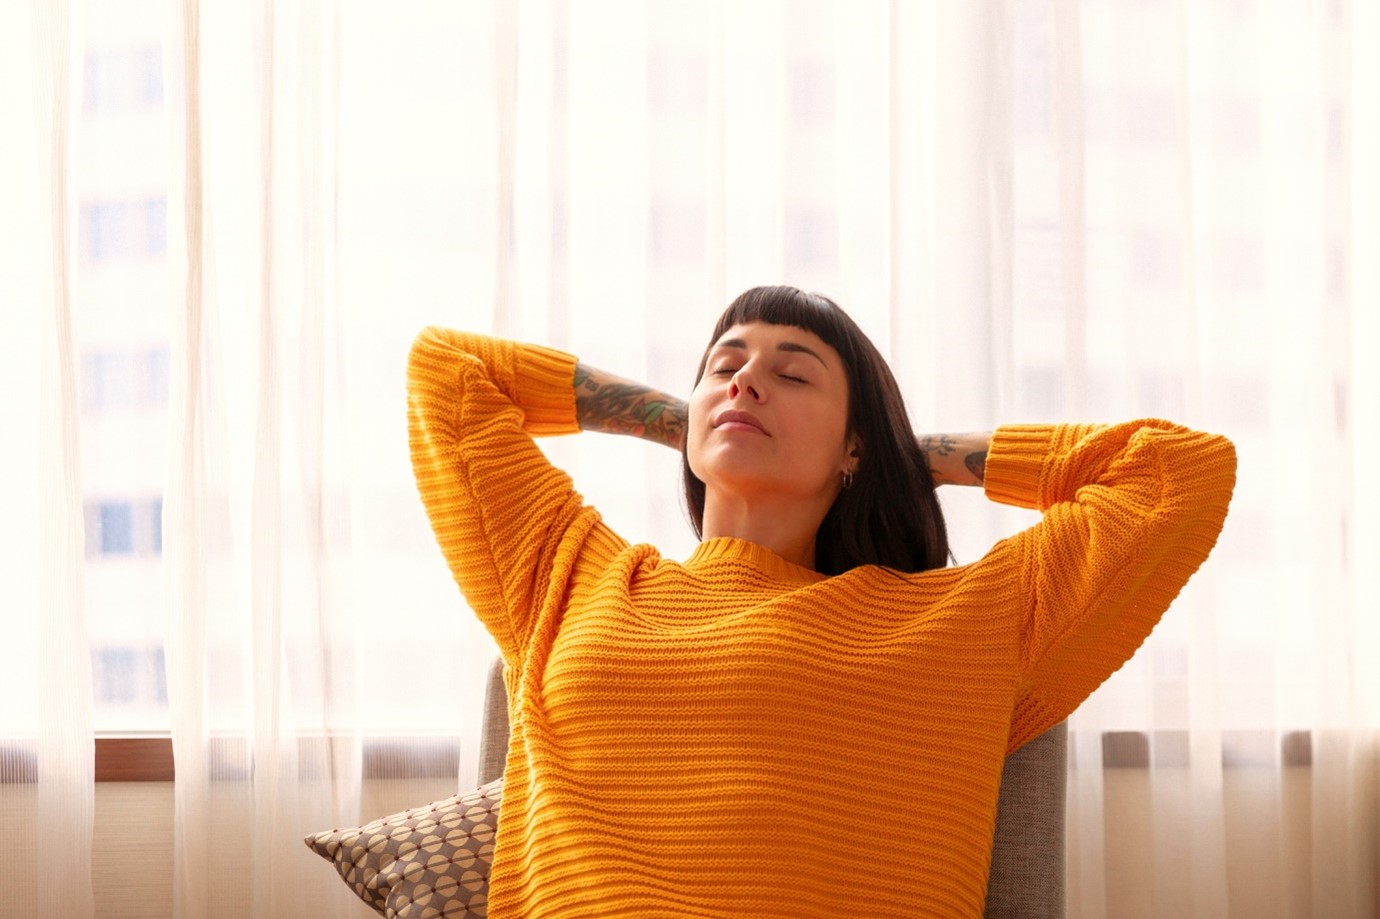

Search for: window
xmin=84 ymin=499 xmax=162 ymax=558
xmin=99 ymin=503 xmax=132 ymax=555
xmin=79 ymin=197 xmax=168 ymax=263
xmin=92 ymin=646 xmax=167 ymax=711
xmin=80 ymin=347 xmax=171 ymax=412
xmin=78 ymin=26 xmax=172 ymax=739
xmin=83 ymin=45 xmax=163 ymax=114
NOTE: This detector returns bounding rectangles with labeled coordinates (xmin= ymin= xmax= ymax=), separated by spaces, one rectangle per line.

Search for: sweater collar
xmin=684 ymin=536 xmax=827 ymax=587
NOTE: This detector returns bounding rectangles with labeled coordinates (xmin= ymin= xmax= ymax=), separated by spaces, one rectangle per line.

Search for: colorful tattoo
xmin=574 ymin=363 xmax=687 ymax=450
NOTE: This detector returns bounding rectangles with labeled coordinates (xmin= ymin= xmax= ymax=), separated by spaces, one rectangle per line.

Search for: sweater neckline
xmin=685 ymin=536 xmax=827 ymax=586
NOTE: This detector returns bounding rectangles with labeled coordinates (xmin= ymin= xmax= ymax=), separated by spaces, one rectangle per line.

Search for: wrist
xmin=916 ymin=432 xmax=991 ymax=487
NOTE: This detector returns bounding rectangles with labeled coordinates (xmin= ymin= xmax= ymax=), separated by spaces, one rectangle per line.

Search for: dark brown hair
xmin=682 ymin=285 xmax=950 ymax=576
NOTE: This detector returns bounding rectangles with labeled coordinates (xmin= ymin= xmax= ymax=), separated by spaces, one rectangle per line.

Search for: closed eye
xmin=710 ymin=368 xmax=739 ymax=376
xmin=778 ymin=374 xmax=807 ymax=383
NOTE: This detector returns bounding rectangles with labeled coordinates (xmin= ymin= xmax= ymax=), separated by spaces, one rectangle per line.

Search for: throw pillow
xmin=305 ymin=777 xmax=502 ymax=918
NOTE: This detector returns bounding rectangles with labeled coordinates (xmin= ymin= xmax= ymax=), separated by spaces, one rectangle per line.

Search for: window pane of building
xmin=79 ymin=8 xmax=171 ymax=733
xmin=99 ymin=503 xmax=133 ymax=555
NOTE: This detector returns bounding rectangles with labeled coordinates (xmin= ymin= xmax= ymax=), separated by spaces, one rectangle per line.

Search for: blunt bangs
xmin=694 ymin=287 xmax=858 ymax=386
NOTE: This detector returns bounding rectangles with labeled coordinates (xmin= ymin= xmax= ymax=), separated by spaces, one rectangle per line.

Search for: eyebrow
xmin=712 ymin=337 xmax=830 ymax=369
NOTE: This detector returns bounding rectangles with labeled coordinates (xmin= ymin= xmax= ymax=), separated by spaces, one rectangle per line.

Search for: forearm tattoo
xmin=917 ymin=434 xmax=958 ymax=456
xmin=917 ymin=434 xmax=987 ymax=486
xmin=574 ymin=363 xmax=688 ymax=450
xmin=964 ymin=450 xmax=987 ymax=483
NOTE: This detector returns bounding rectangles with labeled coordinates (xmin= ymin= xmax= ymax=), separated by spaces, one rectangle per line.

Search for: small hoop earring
xmin=842 ymin=470 xmax=854 ymax=490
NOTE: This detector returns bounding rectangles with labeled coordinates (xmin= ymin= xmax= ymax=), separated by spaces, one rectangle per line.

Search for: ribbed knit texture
xmin=406 ymin=327 xmax=1237 ymax=918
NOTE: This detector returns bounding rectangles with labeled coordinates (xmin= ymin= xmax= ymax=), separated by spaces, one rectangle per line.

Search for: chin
xmin=693 ymin=449 xmax=770 ymax=487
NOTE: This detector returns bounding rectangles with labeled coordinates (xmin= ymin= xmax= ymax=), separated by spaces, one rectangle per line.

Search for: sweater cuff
xmin=983 ymin=424 xmax=1060 ymax=510
xmin=513 ymin=343 xmax=580 ymax=436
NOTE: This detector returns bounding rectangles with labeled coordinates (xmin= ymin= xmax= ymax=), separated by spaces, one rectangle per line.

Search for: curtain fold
xmin=162 ymin=0 xmax=358 ymax=915
xmin=1349 ymin=10 xmax=1380 ymax=911
xmin=0 ymin=0 xmax=96 ymax=915
xmin=162 ymin=0 xmax=211 ymax=912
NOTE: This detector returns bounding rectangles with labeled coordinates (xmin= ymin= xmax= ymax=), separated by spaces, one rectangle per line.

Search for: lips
xmin=712 ymin=409 xmax=767 ymax=434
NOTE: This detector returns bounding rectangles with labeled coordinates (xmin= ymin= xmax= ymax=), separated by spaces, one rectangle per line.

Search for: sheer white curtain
xmin=160 ymin=0 xmax=360 ymax=913
xmin=4 ymin=0 xmax=1377 ymax=916
xmin=0 ymin=1 xmax=96 ymax=917
xmin=1038 ymin=3 xmax=1380 ymax=915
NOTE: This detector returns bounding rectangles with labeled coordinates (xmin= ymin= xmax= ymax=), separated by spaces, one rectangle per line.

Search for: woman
xmin=407 ymin=285 xmax=1236 ymax=917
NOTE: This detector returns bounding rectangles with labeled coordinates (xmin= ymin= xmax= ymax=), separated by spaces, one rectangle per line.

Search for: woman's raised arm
xmin=573 ymin=362 xmax=688 ymax=450
xmin=916 ymin=432 xmax=993 ymax=487
xmin=408 ymin=329 xmax=606 ymax=658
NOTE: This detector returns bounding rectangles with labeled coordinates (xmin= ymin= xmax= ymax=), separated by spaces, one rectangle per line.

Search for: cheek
xmin=687 ymin=385 xmax=711 ymax=438
xmin=795 ymin=403 xmax=851 ymax=471
xmin=685 ymin=385 xmax=712 ymax=473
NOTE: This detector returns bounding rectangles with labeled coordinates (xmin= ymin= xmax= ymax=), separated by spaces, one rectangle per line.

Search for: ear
xmin=844 ymin=432 xmax=863 ymax=475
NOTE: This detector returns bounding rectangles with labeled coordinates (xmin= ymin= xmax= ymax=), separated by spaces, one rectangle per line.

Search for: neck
xmin=700 ymin=489 xmax=832 ymax=571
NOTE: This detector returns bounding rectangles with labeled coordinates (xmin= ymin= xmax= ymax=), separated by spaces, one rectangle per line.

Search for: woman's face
xmin=687 ymin=321 xmax=857 ymax=505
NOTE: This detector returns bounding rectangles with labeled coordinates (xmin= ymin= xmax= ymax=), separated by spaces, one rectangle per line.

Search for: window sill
xmin=96 ymin=736 xmax=174 ymax=782
xmin=0 ymin=729 xmax=1318 ymax=785
xmin=89 ymin=735 xmax=466 ymax=783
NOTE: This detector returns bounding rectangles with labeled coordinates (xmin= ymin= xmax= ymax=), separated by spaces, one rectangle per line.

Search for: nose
xmin=728 ymin=368 xmax=763 ymax=402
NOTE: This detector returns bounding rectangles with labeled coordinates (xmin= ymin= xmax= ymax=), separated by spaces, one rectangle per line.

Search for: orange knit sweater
xmin=406 ymin=327 xmax=1236 ymax=918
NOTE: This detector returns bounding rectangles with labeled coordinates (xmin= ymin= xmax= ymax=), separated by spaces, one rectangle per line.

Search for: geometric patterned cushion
xmin=304 ymin=778 xmax=502 ymax=918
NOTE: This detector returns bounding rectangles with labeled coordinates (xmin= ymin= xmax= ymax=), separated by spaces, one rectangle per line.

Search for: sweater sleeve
xmin=406 ymin=327 xmax=607 ymax=660
xmin=982 ymin=420 xmax=1237 ymax=750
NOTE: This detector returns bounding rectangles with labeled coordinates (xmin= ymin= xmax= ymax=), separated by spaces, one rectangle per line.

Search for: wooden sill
xmin=96 ymin=737 xmax=174 ymax=782
xmin=87 ymin=735 xmax=465 ymax=783
xmin=39 ymin=729 xmax=1316 ymax=784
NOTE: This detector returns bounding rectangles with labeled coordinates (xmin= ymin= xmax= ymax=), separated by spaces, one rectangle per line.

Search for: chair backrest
xmin=477 ymin=657 xmax=1065 ymax=918
xmin=985 ymin=718 xmax=1067 ymax=918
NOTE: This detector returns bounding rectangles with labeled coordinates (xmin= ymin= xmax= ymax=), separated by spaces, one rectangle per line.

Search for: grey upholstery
xmin=476 ymin=657 xmax=511 ymax=788
xmin=985 ymin=717 xmax=1067 ymax=918
xmin=477 ymin=656 xmax=1066 ymax=917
